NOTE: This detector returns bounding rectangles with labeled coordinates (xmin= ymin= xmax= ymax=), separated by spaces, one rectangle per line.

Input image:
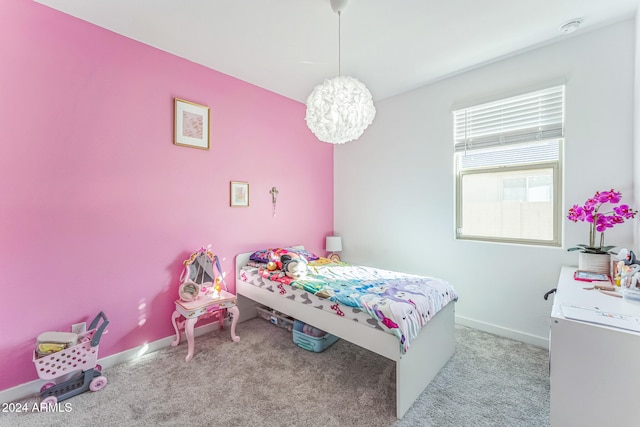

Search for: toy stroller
xmin=33 ymin=312 xmax=109 ymax=405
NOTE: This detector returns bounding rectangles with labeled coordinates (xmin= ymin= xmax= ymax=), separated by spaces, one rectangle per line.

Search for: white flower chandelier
xmin=305 ymin=76 xmax=375 ymax=144
xmin=305 ymin=0 xmax=376 ymax=144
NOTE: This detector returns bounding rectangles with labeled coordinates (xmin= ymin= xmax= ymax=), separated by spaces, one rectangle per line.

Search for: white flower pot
xmin=578 ymin=252 xmax=611 ymax=275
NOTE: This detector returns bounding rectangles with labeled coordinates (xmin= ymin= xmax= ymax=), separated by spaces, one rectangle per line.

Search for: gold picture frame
xmin=230 ymin=181 xmax=249 ymax=207
xmin=174 ymin=98 xmax=210 ymax=149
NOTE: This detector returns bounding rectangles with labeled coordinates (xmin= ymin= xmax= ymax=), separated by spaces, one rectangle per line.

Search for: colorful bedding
xmin=255 ymin=258 xmax=457 ymax=353
xmin=240 ymin=265 xmax=385 ymax=330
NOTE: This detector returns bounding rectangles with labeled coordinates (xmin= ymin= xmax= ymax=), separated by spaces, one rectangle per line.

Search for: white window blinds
xmin=458 ymin=139 xmax=560 ymax=169
xmin=453 ymin=85 xmax=565 ymax=153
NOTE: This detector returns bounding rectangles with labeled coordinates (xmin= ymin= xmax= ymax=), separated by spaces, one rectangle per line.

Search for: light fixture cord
xmin=338 ymin=10 xmax=342 ymax=76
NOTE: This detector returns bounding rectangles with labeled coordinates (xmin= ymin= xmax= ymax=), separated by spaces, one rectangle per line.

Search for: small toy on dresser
xmin=614 ymin=249 xmax=640 ymax=301
xmin=615 ymin=249 xmax=640 ymax=289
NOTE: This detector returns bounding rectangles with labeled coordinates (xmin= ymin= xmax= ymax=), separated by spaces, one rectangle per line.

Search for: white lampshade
xmin=325 ymin=236 xmax=343 ymax=252
xmin=305 ymin=76 xmax=376 ymax=144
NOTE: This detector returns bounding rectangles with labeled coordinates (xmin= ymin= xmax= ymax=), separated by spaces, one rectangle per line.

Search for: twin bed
xmin=234 ymin=247 xmax=457 ymax=419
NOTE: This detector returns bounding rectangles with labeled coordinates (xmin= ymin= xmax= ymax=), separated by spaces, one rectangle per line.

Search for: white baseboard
xmin=0 ymin=320 xmax=224 ymax=404
xmin=455 ymin=315 xmax=549 ymax=349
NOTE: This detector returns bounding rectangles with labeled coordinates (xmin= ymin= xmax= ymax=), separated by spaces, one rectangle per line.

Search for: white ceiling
xmin=34 ymin=0 xmax=638 ymax=103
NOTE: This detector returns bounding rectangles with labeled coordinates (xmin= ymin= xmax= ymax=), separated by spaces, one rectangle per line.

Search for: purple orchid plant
xmin=567 ymin=189 xmax=637 ymax=254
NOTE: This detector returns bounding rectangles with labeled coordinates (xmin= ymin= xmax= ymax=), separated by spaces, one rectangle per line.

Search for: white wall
xmin=635 ymin=5 xmax=640 ymax=251
xmin=335 ymin=19 xmax=636 ymax=347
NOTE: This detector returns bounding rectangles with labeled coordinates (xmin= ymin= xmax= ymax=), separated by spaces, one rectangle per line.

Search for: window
xmin=453 ymin=85 xmax=564 ymax=246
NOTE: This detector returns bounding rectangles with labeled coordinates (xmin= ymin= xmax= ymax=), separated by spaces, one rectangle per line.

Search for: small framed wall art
xmin=174 ymin=98 xmax=210 ymax=150
xmin=230 ymin=181 xmax=249 ymax=207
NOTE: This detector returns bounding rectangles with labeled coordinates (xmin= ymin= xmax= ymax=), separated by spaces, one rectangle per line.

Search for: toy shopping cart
xmin=32 ymin=312 xmax=109 ymax=405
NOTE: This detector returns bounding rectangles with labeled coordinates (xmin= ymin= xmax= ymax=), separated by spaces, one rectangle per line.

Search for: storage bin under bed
xmin=292 ymin=320 xmax=339 ymax=352
xmin=256 ymin=305 xmax=294 ymax=331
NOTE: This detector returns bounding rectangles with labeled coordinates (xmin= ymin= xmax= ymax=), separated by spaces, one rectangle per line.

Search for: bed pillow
xmin=249 ymin=247 xmax=320 ymax=263
xmin=288 ymin=248 xmax=320 ymax=261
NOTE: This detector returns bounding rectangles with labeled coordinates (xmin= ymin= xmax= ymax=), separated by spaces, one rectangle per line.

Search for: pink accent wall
xmin=0 ymin=1 xmax=333 ymax=391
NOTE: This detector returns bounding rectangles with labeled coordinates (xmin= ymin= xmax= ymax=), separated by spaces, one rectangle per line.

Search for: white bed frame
xmin=235 ymin=252 xmax=455 ymax=419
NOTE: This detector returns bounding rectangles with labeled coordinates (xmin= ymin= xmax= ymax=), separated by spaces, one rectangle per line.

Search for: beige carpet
xmin=4 ymin=318 xmax=549 ymax=426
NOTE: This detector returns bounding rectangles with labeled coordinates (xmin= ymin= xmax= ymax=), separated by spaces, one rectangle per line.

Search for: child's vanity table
xmin=171 ymin=290 xmax=240 ymax=362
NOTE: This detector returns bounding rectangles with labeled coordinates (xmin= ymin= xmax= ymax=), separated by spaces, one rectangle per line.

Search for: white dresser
xmin=550 ymin=266 xmax=640 ymax=427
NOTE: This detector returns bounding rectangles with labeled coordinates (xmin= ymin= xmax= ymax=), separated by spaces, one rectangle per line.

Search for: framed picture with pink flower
xmin=230 ymin=181 xmax=249 ymax=207
xmin=174 ymin=98 xmax=210 ymax=150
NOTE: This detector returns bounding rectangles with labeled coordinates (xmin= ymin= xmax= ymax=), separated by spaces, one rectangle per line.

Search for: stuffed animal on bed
xmin=280 ymin=253 xmax=308 ymax=279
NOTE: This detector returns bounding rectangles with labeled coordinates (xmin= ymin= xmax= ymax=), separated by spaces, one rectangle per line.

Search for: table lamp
xmin=326 ymin=236 xmax=342 ymax=261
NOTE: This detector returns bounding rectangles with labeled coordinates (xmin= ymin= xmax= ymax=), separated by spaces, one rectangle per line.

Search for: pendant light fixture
xmin=305 ymin=0 xmax=376 ymax=144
